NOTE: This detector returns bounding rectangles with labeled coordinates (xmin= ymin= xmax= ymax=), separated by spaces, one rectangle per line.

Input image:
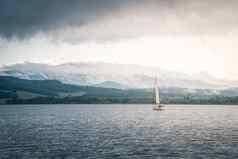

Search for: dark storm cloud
xmin=0 ymin=0 xmax=238 ymax=41
xmin=0 ymin=0 xmax=132 ymax=39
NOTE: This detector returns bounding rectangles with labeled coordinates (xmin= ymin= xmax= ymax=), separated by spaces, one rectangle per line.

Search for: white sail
xmin=154 ymin=77 xmax=160 ymax=105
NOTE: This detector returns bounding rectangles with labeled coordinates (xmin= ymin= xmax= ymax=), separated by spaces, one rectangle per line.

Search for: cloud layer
xmin=0 ymin=0 xmax=130 ymax=39
xmin=1 ymin=0 xmax=238 ymax=42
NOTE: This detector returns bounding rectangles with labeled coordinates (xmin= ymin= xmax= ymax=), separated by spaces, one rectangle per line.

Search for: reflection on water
xmin=0 ymin=104 xmax=238 ymax=159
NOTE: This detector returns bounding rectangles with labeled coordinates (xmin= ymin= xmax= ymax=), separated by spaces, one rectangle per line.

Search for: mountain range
xmin=0 ymin=62 xmax=236 ymax=89
xmin=1 ymin=76 xmax=238 ymax=104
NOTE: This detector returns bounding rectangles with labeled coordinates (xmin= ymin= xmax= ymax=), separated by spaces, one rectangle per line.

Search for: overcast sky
xmin=1 ymin=0 xmax=238 ymax=79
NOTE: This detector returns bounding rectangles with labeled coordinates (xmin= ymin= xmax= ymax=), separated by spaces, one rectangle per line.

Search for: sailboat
xmin=153 ymin=77 xmax=163 ymax=111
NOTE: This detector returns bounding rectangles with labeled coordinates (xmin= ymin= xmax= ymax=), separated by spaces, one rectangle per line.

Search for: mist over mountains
xmin=0 ymin=62 xmax=235 ymax=89
xmin=1 ymin=62 xmax=238 ymax=104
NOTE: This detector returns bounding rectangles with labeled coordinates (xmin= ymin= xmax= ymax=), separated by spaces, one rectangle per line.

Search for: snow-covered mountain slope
xmin=0 ymin=62 xmax=235 ymax=89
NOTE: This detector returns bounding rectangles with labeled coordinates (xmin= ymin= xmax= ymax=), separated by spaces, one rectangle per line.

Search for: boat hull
xmin=153 ymin=104 xmax=163 ymax=111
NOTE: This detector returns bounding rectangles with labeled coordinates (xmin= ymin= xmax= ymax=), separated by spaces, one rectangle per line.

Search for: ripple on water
xmin=0 ymin=104 xmax=238 ymax=159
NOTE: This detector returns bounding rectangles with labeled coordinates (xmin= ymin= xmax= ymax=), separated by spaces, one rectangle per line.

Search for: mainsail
xmin=154 ymin=77 xmax=160 ymax=105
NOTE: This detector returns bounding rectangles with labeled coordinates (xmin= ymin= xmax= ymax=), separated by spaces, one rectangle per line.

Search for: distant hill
xmin=0 ymin=76 xmax=131 ymax=97
xmin=0 ymin=76 xmax=152 ymax=104
xmin=1 ymin=76 xmax=238 ymax=104
xmin=94 ymin=81 xmax=129 ymax=89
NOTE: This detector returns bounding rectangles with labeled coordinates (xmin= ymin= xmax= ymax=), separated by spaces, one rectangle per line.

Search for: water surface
xmin=0 ymin=104 xmax=238 ymax=159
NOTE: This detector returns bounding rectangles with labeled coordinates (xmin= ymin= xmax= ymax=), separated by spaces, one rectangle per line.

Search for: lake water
xmin=0 ymin=104 xmax=238 ymax=159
